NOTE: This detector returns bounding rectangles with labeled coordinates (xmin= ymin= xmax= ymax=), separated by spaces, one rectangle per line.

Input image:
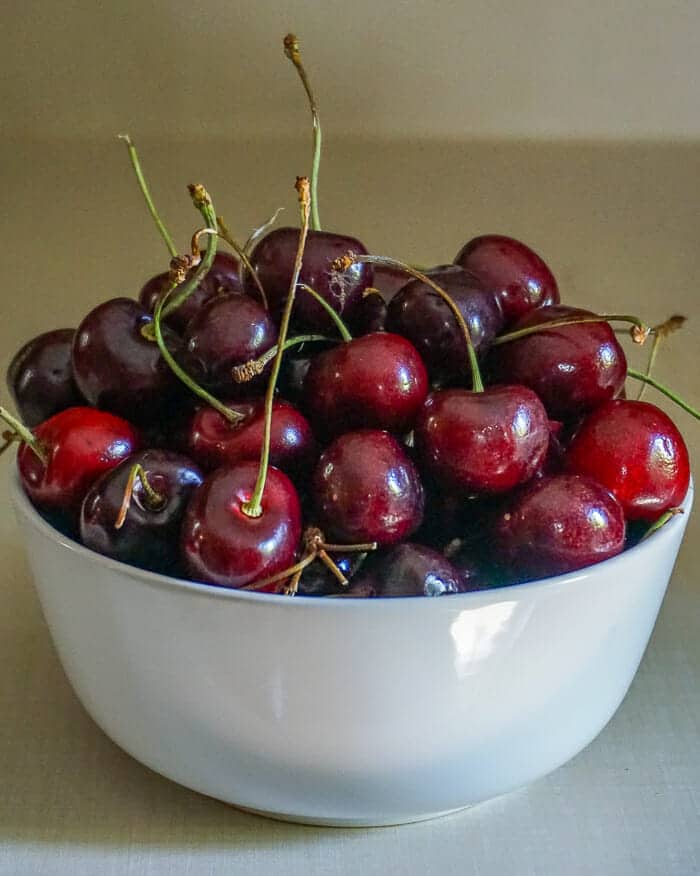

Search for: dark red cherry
xmin=487 ymin=305 xmax=627 ymax=420
xmin=187 ymin=398 xmax=316 ymax=478
xmin=313 ymin=429 xmax=424 ymax=545
xmin=347 ymin=291 xmax=388 ymax=335
xmin=80 ymin=449 xmax=203 ymax=573
xmin=179 ymin=293 xmax=278 ymax=396
xmin=386 ymin=266 xmax=504 ymax=385
xmin=207 ymin=251 xmax=243 ymax=295
xmin=566 ymin=399 xmax=690 ymax=521
xmin=303 ymin=333 xmax=429 ymax=440
xmin=72 ymin=298 xmax=183 ymax=423
xmin=370 ymin=543 xmax=474 ymax=597
xmin=415 ymin=386 xmax=550 ymax=494
xmin=454 ymin=234 xmax=559 ymax=325
xmin=296 ymin=552 xmax=367 ymax=597
xmin=17 ymin=406 xmax=140 ymax=516
xmin=495 ymin=474 xmax=626 ymax=581
xmin=7 ymin=329 xmax=83 ymax=427
xmin=181 ymin=460 xmax=302 ymax=590
xmin=246 ymin=227 xmax=373 ymax=331
xmin=369 ymin=263 xmax=414 ymax=302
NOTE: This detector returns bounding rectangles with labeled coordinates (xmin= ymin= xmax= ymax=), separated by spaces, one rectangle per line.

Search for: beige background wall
xmin=2 ymin=0 xmax=700 ymax=141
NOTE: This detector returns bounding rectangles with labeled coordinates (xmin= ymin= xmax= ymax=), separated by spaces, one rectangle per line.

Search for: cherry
xmin=312 ymin=429 xmax=424 ymax=545
xmin=179 ymin=293 xmax=278 ymax=395
xmin=487 ymin=305 xmax=627 ymax=420
xmin=180 ymin=460 xmax=302 ymax=589
xmin=295 ymin=552 xmax=367 ymax=597
xmin=11 ymin=406 xmax=140 ymax=516
xmin=207 ymin=251 xmax=243 ymax=295
xmin=72 ymin=298 xmax=183 ymax=423
xmin=495 ymin=474 xmax=626 ymax=581
xmin=386 ymin=266 xmax=504 ymax=384
xmin=303 ymin=333 xmax=429 ymax=440
xmin=370 ymin=263 xmax=416 ymax=302
xmin=246 ymin=227 xmax=373 ymax=331
xmin=7 ymin=329 xmax=83 ymax=427
xmin=371 ymin=542 xmax=474 ymax=597
xmin=347 ymin=291 xmax=388 ymax=336
xmin=454 ymin=234 xmax=559 ymax=325
xmin=415 ymin=386 xmax=550 ymax=494
xmin=186 ymin=398 xmax=316 ymax=478
xmin=566 ymin=399 xmax=690 ymax=521
xmin=80 ymin=450 xmax=203 ymax=573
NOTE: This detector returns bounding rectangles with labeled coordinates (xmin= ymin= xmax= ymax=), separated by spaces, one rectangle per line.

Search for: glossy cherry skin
xmin=180 ymin=293 xmax=278 ymax=395
xmin=386 ymin=266 xmax=504 ymax=385
xmin=495 ymin=474 xmax=626 ymax=581
xmin=7 ymin=329 xmax=83 ymax=427
xmin=415 ymin=386 xmax=550 ymax=494
xmin=303 ymin=333 xmax=429 ymax=441
xmin=313 ymin=430 xmax=424 ymax=545
xmin=72 ymin=298 xmax=183 ymax=423
xmin=347 ymin=291 xmax=388 ymax=336
xmin=187 ymin=398 xmax=317 ymax=478
xmin=207 ymin=250 xmax=243 ymax=296
xmin=371 ymin=543 xmax=474 ymax=597
xmin=17 ymin=406 xmax=140 ymax=516
xmin=80 ymin=450 xmax=203 ymax=573
xmin=246 ymin=227 xmax=373 ymax=332
xmin=566 ymin=399 xmax=690 ymax=521
xmin=487 ymin=305 xmax=627 ymax=421
xmin=454 ymin=234 xmax=559 ymax=325
xmin=181 ymin=460 xmax=302 ymax=590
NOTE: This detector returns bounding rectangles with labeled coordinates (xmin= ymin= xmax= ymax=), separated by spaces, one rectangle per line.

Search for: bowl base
xmin=234 ymin=803 xmax=472 ymax=828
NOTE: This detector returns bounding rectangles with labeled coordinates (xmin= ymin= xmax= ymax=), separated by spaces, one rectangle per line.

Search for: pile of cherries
xmin=1 ymin=36 xmax=695 ymax=599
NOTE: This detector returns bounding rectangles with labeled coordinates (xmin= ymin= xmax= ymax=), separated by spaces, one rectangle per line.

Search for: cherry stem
xmin=641 ymin=507 xmax=683 ymax=541
xmin=240 ymin=551 xmax=317 ymax=591
xmin=283 ymin=566 xmax=304 ymax=597
xmin=243 ymin=207 xmax=285 ymax=256
xmin=115 ymin=463 xmax=165 ymax=530
xmin=637 ymin=315 xmax=686 ymax=402
xmin=334 ymin=254 xmax=483 ymax=392
xmin=153 ymin=284 xmax=246 ymax=424
xmin=0 ymin=430 xmax=18 ymax=457
xmin=298 ymin=284 xmax=352 ymax=341
xmin=493 ymin=314 xmax=650 ymax=346
xmin=318 ymin=540 xmax=377 ymax=553
xmin=231 ymin=333 xmax=331 ymax=384
xmin=118 ymin=134 xmax=177 ymax=258
xmin=627 ymin=368 xmax=700 ymax=420
xmin=242 ymin=177 xmax=312 ymax=518
xmin=160 ymin=185 xmax=218 ymax=319
xmin=216 ymin=215 xmax=269 ymax=310
xmin=0 ymin=405 xmax=48 ymax=465
xmin=284 ymin=35 xmax=322 ymax=231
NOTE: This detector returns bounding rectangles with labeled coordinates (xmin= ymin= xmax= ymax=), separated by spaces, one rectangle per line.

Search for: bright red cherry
xmin=7 ymin=329 xmax=83 ymax=427
xmin=17 ymin=406 xmax=140 ymax=516
xmin=313 ymin=430 xmax=424 ymax=545
xmin=246 ymin=227 xmax=373 ymax=332
xmin=415 ymin=386 xmax=550 ymax=494
xmin=454 ymin=234 xmax=559 ymax=325
xmin=487 ymin=305 xmax=627 ymax=420
xmin=187 ymin=398 xmax=317 ymax=478
xmin=566 ymin=399 xmax=690 ymax=521
xmin=303 ymin=333 xmax=429 ymax=440
xmin=181 ymin=460 xmax=302 ymax=589
xmin=495 ymin=474 xmax=626 ymax=581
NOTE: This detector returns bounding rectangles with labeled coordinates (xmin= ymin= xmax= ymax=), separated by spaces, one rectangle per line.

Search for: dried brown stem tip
xmin=284 ymin=33 xmax=300 ymax=62
xmin=332 ymin=253 xmax=355 ymax=272
xmin=188 ymin=183 xmax=211 ymax=207
xmin=231 ymin=360 xmax=266 ymax=383
xmin=168 ymin=253 xmax=199 ymax=285
xmin=654 ymin=314 xmax=687 ymax=338
xmin=631 ymin=325 xmax=651 ymax=345
xmin=295 ymin=175 xmax=311 ymax=204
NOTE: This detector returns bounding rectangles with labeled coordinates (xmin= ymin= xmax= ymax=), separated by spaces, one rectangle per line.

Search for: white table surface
xmin=0 ymin=138 xmax=698 ymax=875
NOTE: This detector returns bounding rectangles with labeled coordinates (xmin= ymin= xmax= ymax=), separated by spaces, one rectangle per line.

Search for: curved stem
xmin=493 ymin=314 xmax=650 ymax=346
xmin=242 ymin=177 xmax=312 ymax=518
xmin=243 ymin=207 xmax=285 ymax=256
xmin=231 ymin=333 xmax=332 ymax=384
xmin=641 ymin=508 xmax=683 ymax=541
xmin=240 ymin=551 xmax=317 ymax=591
xmin=317 ymin=549 xmax=348 ymax=586
xmin=298 ymin=284 xmax=352 ymax=341
xmin=115 ymin=463 xmax=165 ymax=529
xmin=334 ymin=254 xmax=483 ymax=392
xmin=0 ymin=405 xmax=47 ymax=464
xmin=217 ymin=215 xmax=268 ymax=310
xmin=118 ymin=134 xmax=177 ymax=258
xmin=284 ymin=35 xmax=322 ymax=231
xmin=636 ymin=333 xmax=661 ymax=401
xmin=637 ymin=314 xmax=687 ymax=402
xmin=627 ymin=368 xmax=700 ymax=420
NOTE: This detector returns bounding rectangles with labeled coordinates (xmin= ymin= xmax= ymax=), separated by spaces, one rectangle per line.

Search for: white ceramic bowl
xmin=11 ymin=474 xmax=693 ymax=826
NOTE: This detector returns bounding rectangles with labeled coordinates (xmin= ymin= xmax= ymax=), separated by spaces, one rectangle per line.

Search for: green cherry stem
xmin=231 ymin=333 xmax=332 ymax=384
xmin=118 ymin=134 xmax=177 ymax=258
xmin=284 ymin=35 xmax=322 ymax=231
xmin=243 ymin=207 xmax=285 ymax=256
xmin=216 ymin=215 xmax=269 ymax=310
xmin=333 ymin=254 xmax=483 ymax=392
xmin=0 ymin=406 xmax=48 ymax=464
xmin=493 ymin=314 xmax=650 ymax=346
xmin=242 ymin=176 xmax=312 ymax=519
xmin=298 ymin=284 xmax=352 ymax=341
xmin=641 ymin=507 xmax=684 ymax=541
xmin=115 ymin=463 xmax=165 ymax=529
xmin=627 ymin=368 xmax=700 ymax=420
xmin=637 ymin=315 xmax=686 ymax=402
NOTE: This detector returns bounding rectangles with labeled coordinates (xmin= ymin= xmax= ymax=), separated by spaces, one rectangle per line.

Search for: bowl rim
xmin=10 ymin=471 xmax=694 ymax=609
